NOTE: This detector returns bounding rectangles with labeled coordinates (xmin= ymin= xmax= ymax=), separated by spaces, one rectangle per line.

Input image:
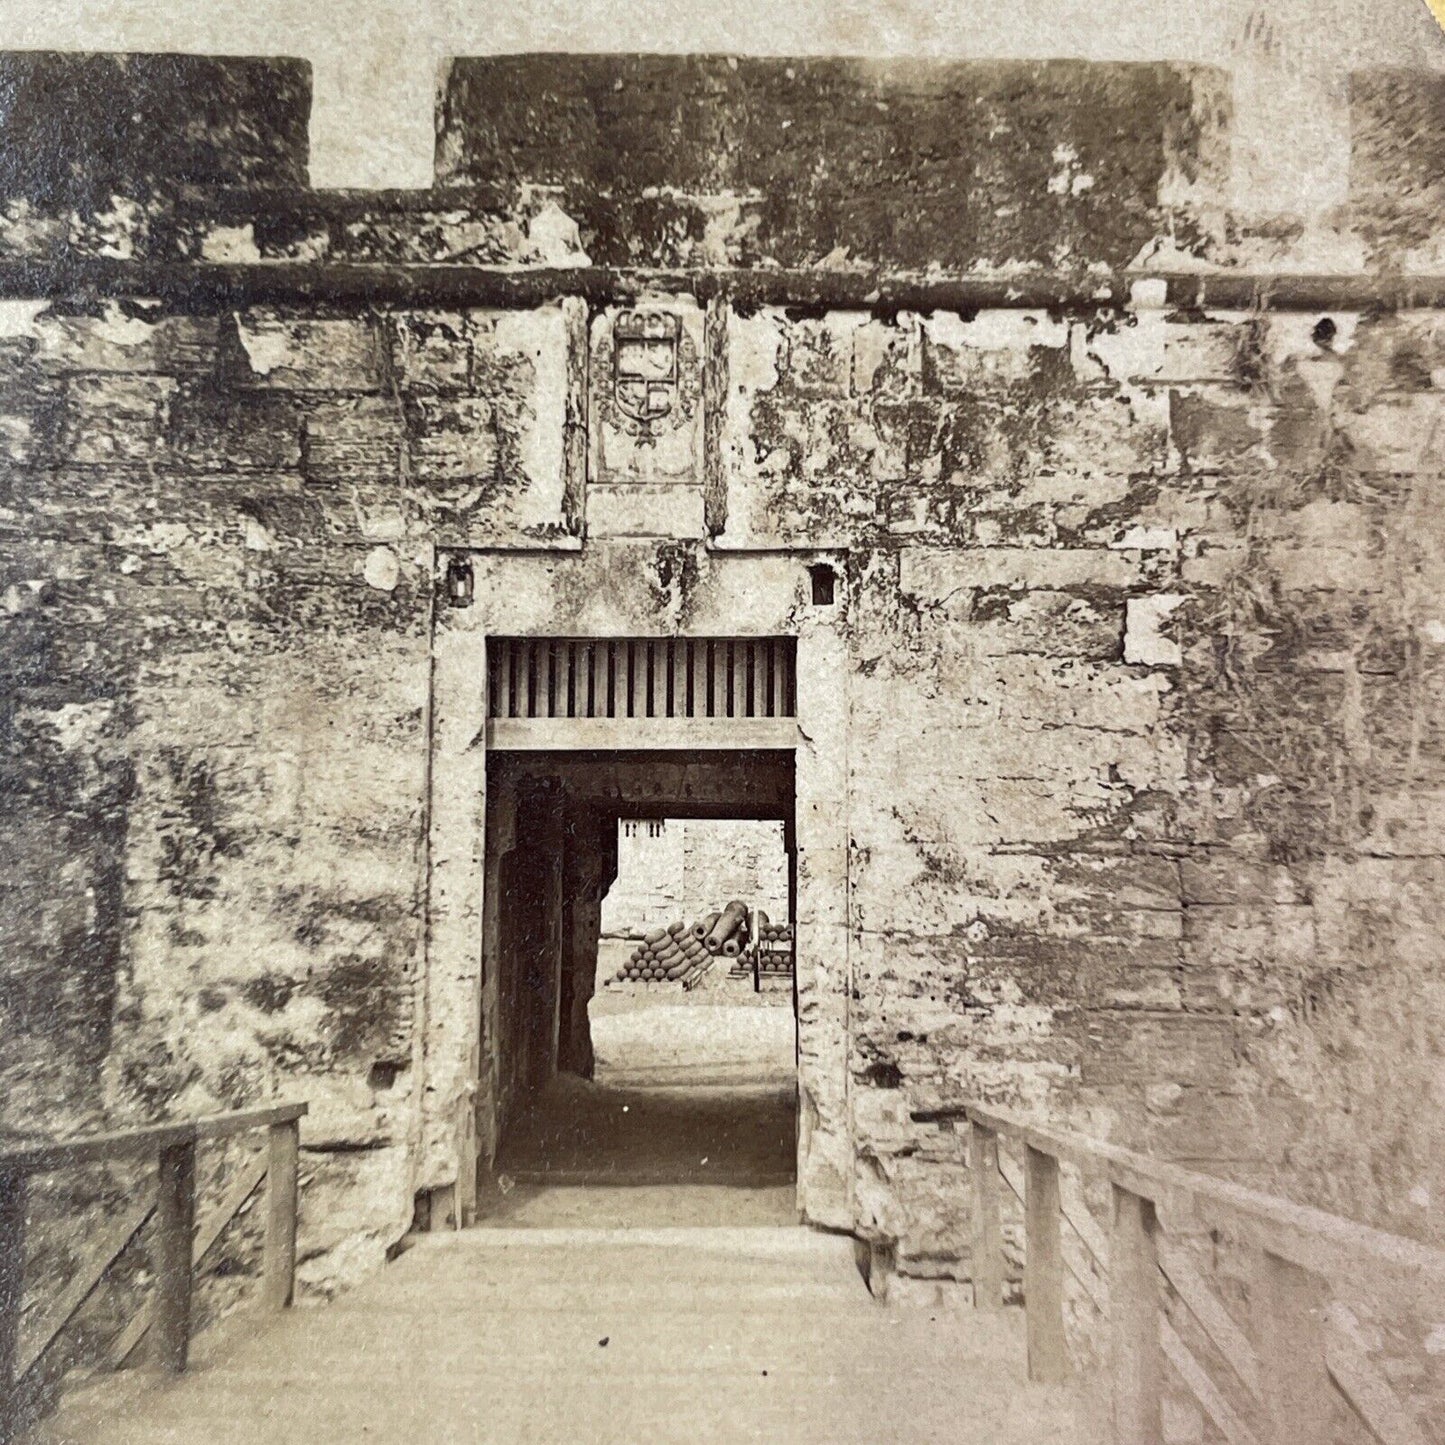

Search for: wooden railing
xmin=914 ymin=1102 xmax=1445 ymax=1445
xmin=0 ymin=1103 xmax=306 ymax=1443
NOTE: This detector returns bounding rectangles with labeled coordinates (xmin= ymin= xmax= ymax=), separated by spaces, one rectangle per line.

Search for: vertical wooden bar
xmin=0 ymin=1168 xmax=27 ymax=1445
xmin=690 ymin=639 xmax=706 ymax=717
xmin=970 ymin=1122 xmax=1003 ymax=1310
xmin=590 ymin=642 xmax=606 ymax=718
xmin=628 ymin=641 xmax=644 ymax=718
xmin=670 ymin=640 xmax=686 ymax=718
xmin=262 ymin=1120 xmax=301 ymax=1310
xmin=713 ymin=640 xmax=728 ymax=718
xmin=548 ymin=641 xmax=561 ymax=718
xmin=1024 ymin=1145 xmax=1069 ymax=1383
xmin=649 ymin=640 xmax=665 ymax=718
xmin=1110 ymin=1184 xmax=1161 ymax=1444
xmin=152 ymin=1138 xmax=196 ymax=1372
xmin=497 ymin=641 xmax=513 ymax=719
xmin=775 ymin=640 xmax=789 ymax=716
xmin=1255 ymin=1250 xmax=1332 ymax=1445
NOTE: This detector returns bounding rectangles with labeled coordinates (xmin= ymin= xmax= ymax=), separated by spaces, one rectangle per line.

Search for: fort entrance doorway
xmin=461 ymin=635 xmax=807 ymax=1223
xmin=425 ymin=560 xmax=855 ymax=1235
xmin=481 ymin=746 xmax=798 ymax=1220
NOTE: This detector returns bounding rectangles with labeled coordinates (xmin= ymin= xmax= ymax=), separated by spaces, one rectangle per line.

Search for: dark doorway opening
xmin=480 ymin=749 xmax=798 ymax=1219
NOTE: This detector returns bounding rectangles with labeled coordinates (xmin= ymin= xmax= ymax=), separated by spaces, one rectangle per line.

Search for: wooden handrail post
xmin=262 ymin=1120 xmax=300 ymax=1310
xmin=1255 ymin=1248 xmax=1332 ymax=1445
xmin=152 ymin=1139 xmax=197 ymax=1372
xmin=1110 ymin=1184 xmax=1161 ymax=1444
xmin=970 ymin=1121 xmax=1003 ymax=1310
xmin=0 ymin=1168 xmax=28 ymax=1445
xmin=1024 ymin=1144 xmax=1069 ymax=1383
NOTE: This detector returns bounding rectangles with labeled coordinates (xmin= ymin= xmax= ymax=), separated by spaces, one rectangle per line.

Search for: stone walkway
xmin=36 ymin=1219 xmax=1099 ymax=1444
xmin=497 ymin=1076 xmax=797 ymax=1187
xmin=590 ymin=993 xmax=797 ymax=1090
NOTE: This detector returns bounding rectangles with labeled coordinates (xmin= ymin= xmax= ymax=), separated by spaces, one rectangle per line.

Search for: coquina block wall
xmin=599 ymin=820 xmax=790 ymax=938
xmin=1 ymin=51 xmax=1444 ymax=1291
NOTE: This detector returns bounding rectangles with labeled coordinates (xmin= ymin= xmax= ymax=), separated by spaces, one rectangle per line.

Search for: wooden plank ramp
xmin=33 ymin=1223 xmax=1100 ymax=1445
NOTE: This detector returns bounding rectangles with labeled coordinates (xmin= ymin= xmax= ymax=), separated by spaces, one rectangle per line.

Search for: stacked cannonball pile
xmin=611 ymin=899 xmax=755 ymax=986
xmin=614 ymin=921 xmax=708 ymax=983
xmin=753 ymin=911 xmax=791 ymax=947
xmin=730 ymin=909 xmax=794 ymax=979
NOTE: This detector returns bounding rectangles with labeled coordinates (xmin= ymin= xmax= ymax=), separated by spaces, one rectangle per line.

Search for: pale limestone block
xmin=1124 ymin=593 xmax=1185 ymax=666
xmin=586 ymin=483 xmax=706 ymax=539
xmin=234 ymin=314 xmax=383 ymax=391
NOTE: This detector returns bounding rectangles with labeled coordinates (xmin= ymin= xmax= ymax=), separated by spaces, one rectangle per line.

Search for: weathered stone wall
xmin=0 ymin=57 xmax=578 ymax=1289
xmin=437 ymin=56 xmax=1229 ymax=272
xmin=599 ymin=819 xmax=789 ymax=937
xmin=3 ymin=49 xmax=1445 ymax=1308
xmin=731 ymin=302 xmax=1445 ymax=1260
xmin=0 ymin=292 xmax=578 ymax=1280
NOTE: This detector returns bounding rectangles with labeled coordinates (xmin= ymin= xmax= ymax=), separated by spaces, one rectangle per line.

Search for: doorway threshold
xmin=475 ymin=1182 xmax=799 ymax=1229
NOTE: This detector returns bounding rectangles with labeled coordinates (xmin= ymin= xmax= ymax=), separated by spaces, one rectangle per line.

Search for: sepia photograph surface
xmin=1 ymin=1 xmax=1444 ymax=1441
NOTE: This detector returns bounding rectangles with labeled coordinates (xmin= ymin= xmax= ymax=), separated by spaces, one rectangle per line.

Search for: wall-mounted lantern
xmin=445 ymin=555 xmax=474 ymax=608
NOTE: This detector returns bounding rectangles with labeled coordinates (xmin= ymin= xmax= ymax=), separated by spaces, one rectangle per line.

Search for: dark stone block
xmin=0 ymin=52 xmax=311 ymax=211
xmin=437 ymin=55 xmax=1227 ymax=271
xmin=1350 ymin=68 xmax=1445 ymax=260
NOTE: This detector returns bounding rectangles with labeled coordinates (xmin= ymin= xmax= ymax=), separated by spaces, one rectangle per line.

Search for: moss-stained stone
xmin=1350 ymin=68 xmax=1445 ymax=267
xmin=437 ymin=56 xmax=1228 ymax=271
xmin=0 ymin=53 xmax=311 ymax=210
xmin=3 ymin=52 xmax=1445 ymax=1384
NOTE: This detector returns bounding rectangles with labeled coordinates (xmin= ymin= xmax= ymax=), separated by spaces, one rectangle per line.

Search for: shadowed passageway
xmin=497 ymin=1077 xmax=797 ymax=1188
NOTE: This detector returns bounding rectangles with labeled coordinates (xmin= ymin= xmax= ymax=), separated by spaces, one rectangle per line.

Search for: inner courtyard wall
xmin=1 ymin=50 xmax=1444 ymax=1296
xmin=599 ymin=819 xmax=790 ymax=940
